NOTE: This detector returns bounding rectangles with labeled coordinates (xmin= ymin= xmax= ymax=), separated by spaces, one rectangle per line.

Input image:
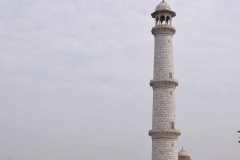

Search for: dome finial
xmin=162 ymin=0 xmax=165 ymax=2
xmin=182 ymin=146 xmax=183 ymax=150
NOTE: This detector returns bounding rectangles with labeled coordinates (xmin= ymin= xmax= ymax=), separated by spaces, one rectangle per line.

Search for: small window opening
xmin=171 ymin=122 xmax=174 ymax=130
xmin=170 ymin=91 xmax=172 ymax=95
xmin=168 ymin=39 xmax=170 ymax=43
xmin=172 ymin=143 xmax=174 ymax=147
xmin=169 ymin=73 xmax=173 ymax=79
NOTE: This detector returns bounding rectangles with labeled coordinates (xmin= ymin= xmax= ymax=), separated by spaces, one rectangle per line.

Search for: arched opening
xmin=160 ymin=15 xmax=165 ymax=25
xmin=156 ymin=17 xmax=159 ymax=26
xmin=166 ymin=16 xmax=170 ymax=25
xmin=158 ymin=15 xmax=161 ymax=25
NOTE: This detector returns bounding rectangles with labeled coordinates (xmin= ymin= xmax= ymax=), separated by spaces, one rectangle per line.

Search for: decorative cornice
xmin=151 ymin=10 xmax=176 ymax=18
xmin=149 ymin=130 xmax=181 ymax=139
xmin=152 ymin=25 xmax=176 ymax=35
xmin=150 ymin=79 xmax=178 ymax=88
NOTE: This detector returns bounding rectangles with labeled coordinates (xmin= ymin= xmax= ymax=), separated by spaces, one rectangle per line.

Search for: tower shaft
xmin=149 ymin=1 xmax=180 ymax=160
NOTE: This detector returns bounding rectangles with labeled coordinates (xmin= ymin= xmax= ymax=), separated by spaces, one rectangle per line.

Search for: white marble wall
xmin=150 ymin=26 xmax=180 ymax=160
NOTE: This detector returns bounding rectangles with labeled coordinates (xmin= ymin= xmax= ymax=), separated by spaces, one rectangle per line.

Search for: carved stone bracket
xmin=149 ymin=130 xmax=181 ymax=139
xmin=150 ymin=79 xmax=178 ymax=88
xmin=152 ymin=26 xmax=176 ymax=35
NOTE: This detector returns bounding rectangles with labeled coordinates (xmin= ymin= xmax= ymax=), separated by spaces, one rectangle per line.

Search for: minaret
xmin=149 ymin=1 xmax=181 ymax=160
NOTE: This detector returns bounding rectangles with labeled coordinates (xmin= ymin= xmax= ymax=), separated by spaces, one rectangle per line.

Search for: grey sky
xmin=0 ymin=0 xmax=240 ymax=160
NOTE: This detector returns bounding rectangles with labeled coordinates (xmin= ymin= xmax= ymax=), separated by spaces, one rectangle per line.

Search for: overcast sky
xmin=0 ymin=0 xmax=240 ymax=160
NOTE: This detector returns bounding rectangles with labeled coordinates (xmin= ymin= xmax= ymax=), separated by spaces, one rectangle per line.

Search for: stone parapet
xmin=150 ymin=79 xmax=178 ymax=88
xmin=149 ymin=130 xmax=181 ymax=139
xmin=152 ymin=25 xmax=176 ymax=35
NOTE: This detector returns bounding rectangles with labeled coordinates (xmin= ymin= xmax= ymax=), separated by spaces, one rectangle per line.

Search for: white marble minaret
xmin=149 ymin=1 xmax=181 ymax=160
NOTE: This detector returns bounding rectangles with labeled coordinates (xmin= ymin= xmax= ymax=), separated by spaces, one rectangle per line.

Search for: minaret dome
xmin=178 ymin=148 xmax=191 ymax=160
xmin=155 ymin=1 xmax=172 ymax=11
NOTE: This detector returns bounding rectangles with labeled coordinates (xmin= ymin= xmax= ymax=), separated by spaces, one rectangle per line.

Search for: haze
xmin=0 ymin=0 xmax=240 ymax=160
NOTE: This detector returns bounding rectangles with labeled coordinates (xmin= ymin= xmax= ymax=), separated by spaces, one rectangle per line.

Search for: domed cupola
xmin=151 ymin=0 xmax=176 ymax=31
xmin=155 ymin=0 xmax=171 ymax=11
xmin=178 ymin=147 xmax=191 ymax=160
xmin=151 ymin=0 xmax=176 ymax=19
